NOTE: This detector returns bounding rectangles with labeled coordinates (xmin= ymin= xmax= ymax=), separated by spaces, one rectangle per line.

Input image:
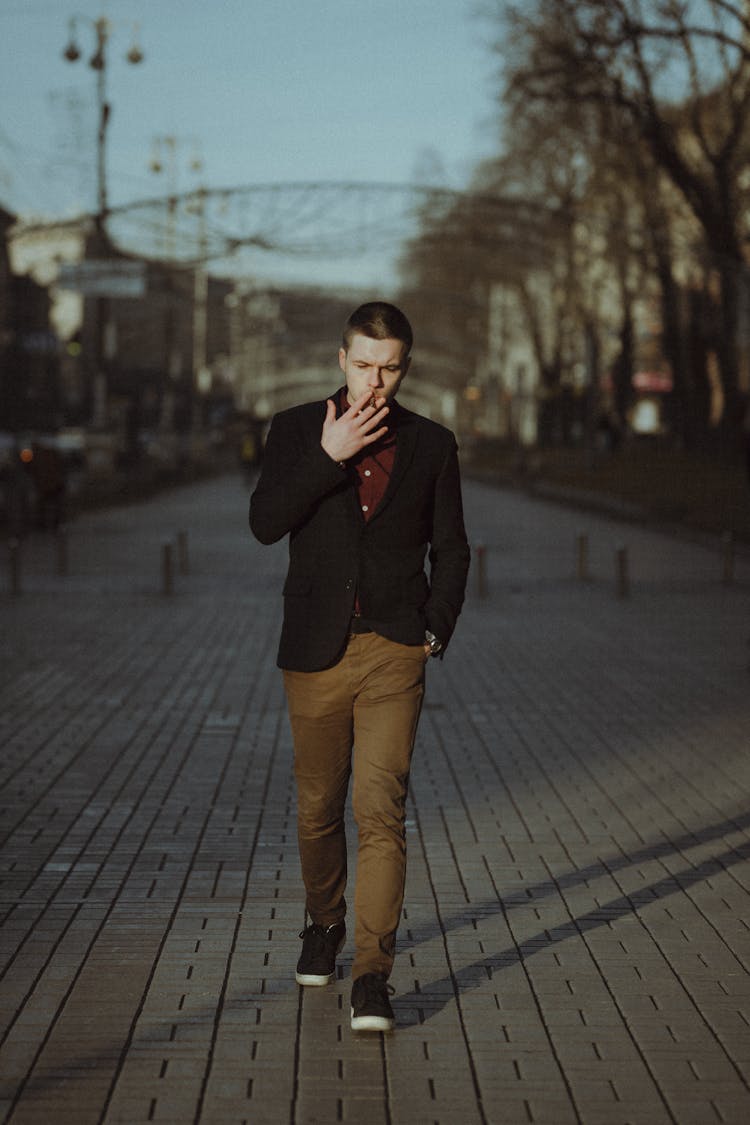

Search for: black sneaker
xmin=295 ymin=922 xmax=346 ymax=986
xmin=350 ymin=972 xmax=395 ymax=1032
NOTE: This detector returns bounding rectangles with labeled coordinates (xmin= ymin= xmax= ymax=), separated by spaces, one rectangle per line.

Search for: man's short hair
xmin=342 ymin=301 xmax=413 ymax=354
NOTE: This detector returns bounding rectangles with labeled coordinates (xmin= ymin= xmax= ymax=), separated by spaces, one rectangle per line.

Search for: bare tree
xmin=398 ymin=186 xmax=559 ymax=399
xmin=494 ymin=0 xmax=750 ymax=453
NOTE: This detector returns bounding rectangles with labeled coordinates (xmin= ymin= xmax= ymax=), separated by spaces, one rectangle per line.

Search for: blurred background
xmin=2 ymin=0 xmax=750 ymax=538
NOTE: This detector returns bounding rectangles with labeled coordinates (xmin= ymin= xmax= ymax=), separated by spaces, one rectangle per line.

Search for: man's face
xmin=339 ymin=334 xmax=410 ymax=405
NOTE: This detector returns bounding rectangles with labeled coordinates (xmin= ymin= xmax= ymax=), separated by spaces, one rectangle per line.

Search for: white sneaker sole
xmin=295 ymin=971 xmax=334 ymax=986
xmin=295 ymin=931 xmax=345 ymax=987
xmin=350 ymin=1009 xmax=395 ymax=1032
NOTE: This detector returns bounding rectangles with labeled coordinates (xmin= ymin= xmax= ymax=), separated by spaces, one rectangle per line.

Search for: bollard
xmin=177 ymin=530 xmax=189 ymax=576
xmin=474 ymin=542 xmax=488 ymax=599
xmin=9 ymin=537 xmax=21 ymax=595
xmin=56 ymin=526 xmax=68 ymax=577
xmin=162 ymin=541 xmax=174 ymax=595
xmin=576 ymin=533 xmax=589 ymax=581
xmin=721 ymin=531 xmax=735 ymax=585
xmin=615 ymin=545 xmax=630 ymax=599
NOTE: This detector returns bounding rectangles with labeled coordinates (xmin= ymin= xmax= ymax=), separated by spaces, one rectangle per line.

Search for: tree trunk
xmin=611 ymin=309 xmax=633 ymax=428
xmin=716 ymin=257 xmax=744 ymax=459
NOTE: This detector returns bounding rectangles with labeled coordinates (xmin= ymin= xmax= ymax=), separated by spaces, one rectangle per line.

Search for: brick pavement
xmin=1 ymin=472 xmax=750 ymax=1125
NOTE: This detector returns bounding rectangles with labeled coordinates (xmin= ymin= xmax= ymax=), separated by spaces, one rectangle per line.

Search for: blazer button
xmin=345 ymin=579 xmax=353 ymax=590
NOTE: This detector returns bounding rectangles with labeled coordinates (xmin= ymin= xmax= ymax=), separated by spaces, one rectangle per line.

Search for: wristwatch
xmin=425 ymin=630 xmax=442 ymax=656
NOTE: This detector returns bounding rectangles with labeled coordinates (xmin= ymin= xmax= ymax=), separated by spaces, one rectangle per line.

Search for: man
xmin=249 ymin=301 xmax=470 ymax=1032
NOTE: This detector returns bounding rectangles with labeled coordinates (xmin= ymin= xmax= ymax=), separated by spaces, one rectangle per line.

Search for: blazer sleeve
xmin=249 ymin=408 xmax=347 ymax=545
xmin=424 ymin=438 xmax=471 ymax=651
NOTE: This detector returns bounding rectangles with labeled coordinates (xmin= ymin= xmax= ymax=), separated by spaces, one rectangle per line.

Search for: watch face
xmin=425 ymin=630 xmax=440 ymax=654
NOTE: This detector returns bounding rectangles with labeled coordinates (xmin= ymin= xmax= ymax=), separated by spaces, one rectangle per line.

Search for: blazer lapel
xmin=370 ymin=405 xmax=418 ymax=520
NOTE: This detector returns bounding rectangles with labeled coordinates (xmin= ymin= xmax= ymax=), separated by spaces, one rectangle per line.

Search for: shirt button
xmin=362 ymin=505 xmax=369 ymax=512
xmin=364 ymin=469 xmax=371 ymax=477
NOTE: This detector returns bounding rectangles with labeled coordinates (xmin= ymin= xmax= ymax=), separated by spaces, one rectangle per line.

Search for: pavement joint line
xmin=1 ymin=475 xmax=750 ymax=1123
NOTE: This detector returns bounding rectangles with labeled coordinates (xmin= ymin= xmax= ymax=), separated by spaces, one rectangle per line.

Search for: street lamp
xmin=62 ymin=15 xmax=144 ymax=431
xmin=63 ymin=15 xmax=144 ymax=235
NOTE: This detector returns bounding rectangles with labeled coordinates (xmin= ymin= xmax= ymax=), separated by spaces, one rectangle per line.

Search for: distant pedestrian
xmin=249 ymin=301 xmax=470 ymax=1032
xmin=1 ymin=447 xmax=34 ymax=537
xmin=31 ymin=440 xmax=66 ymax=531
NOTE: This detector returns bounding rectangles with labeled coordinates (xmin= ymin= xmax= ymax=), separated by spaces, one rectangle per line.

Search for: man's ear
xmin=338 ymin=347 xmax=347 ymax=374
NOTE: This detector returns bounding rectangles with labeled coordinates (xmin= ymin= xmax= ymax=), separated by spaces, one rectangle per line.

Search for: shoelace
xmin=300 ymin=924 xmax=324 ymax=943
xmin=358 ymin=974 xmax=395 ymax=1002
xmin=299 ymin=924 xmax=338 ymax=952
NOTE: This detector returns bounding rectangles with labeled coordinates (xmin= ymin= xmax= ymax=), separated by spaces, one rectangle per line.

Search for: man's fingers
xmin=322 ymin=394 xmax=388 ymax=463
xmin=342 ymin=401 xmax=389 ymax=431
xmin=361 ymin=425 xmax=389 ymax=446
xmin=357 ymin=404 xmax=389 ymax=429
xmin=339 ymin=391 xmax=369 ymax=418
xmin=352 ymin=390 xmax=375 ymax=413
xmin=348 ymin=390 xmax=387 ymax=416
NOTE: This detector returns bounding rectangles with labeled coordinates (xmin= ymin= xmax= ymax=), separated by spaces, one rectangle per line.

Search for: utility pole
xmin=192 ymin=187 xmax=210 ymax=432
xmin=63 ymin=15 xmax=143 ymax=429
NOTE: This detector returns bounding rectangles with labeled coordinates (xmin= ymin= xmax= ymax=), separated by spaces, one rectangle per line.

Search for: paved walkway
xmin=1 ymin=471 xmax=750 ymax=1125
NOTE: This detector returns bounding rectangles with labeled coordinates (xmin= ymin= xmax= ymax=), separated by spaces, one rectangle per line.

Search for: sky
xmin=0 ymin=0 xmax=501 ymax=284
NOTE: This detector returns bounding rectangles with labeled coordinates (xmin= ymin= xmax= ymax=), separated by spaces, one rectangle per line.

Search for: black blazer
xmin=249 ymin=392 xmax=470 ymax=672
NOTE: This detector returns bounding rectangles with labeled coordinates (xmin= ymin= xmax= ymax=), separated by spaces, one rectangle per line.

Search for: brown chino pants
xmin=283 ymin=631 xmax=427 ymax=980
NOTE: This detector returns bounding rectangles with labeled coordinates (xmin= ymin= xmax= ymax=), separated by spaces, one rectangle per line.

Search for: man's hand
xmin=321 ymin=390 xmax=389 ymax=464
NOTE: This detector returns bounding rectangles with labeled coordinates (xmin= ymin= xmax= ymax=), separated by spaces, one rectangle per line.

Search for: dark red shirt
xmin=338 ymin=389 xmax=398 ymax=622
xmin=338 ymin=388 xmax=397 ymax=521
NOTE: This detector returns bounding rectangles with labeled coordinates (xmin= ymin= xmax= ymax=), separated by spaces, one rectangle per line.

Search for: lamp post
xmin=63 ymin=15 xmax=143 ymax=235
xmin=62 ymin=15 xmax=144 ymax=429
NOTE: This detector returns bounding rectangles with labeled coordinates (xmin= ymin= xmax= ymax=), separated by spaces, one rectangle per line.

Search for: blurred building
xmin=0 ymin=207 xmax=12 ymax=364
xmin=1 ymin=205 xmax=62 ymax=435
xmin=73 ymin=255 xmax=233 ymax=446
xmin=224 ymin=286 xmax=358 ymax=420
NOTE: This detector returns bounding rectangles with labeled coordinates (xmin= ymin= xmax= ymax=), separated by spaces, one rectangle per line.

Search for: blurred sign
xmin=19 ymin=330 xmax=58 ymax=354
xmin=58 ymin=260 xmax=146 ymax=298
xmin=632 ymin=370 xmax=673 ymax=393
